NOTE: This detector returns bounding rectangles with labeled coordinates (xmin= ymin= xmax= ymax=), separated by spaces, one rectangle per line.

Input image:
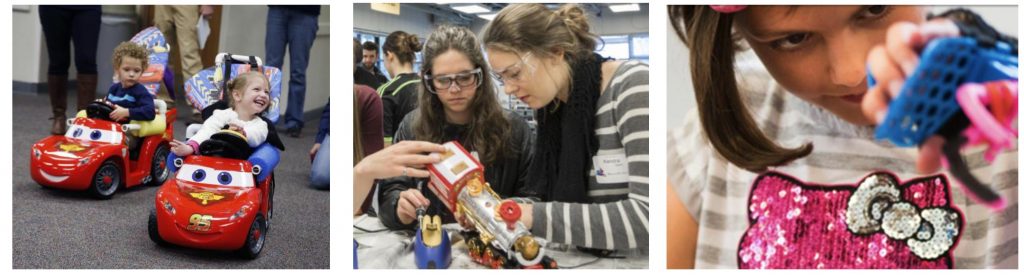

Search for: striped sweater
xmin=668 ymin=52 xmax=1017 ymax=268
xmin=529 ymin=60 xmax=650 ymax=251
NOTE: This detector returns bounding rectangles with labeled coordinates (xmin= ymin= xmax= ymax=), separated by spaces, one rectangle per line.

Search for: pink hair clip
xmin=710 ymin=5 xmax=747 ymax=14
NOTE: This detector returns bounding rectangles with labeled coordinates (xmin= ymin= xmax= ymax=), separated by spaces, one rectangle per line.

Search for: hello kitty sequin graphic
xmin=738 ymin=172 xmax=964 ymax=269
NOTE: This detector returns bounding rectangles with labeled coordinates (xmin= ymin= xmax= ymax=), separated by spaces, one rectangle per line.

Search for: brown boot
xmin=48 ymin=74 xmax=68 ymax=135
xmin=76 ymin=73 xmax=98 ymax=111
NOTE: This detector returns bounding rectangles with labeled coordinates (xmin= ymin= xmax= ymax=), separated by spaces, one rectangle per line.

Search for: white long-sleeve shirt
xmin=189 ymin=109 xmax=268 ymax=148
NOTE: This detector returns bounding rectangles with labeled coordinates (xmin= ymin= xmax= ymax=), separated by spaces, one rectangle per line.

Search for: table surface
xmin=354 ymin=215 xmax=649 ymax=269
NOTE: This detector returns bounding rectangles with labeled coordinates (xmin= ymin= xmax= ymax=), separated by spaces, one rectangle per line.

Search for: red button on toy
xmin=498 ymin=200 xmax=521 ymax=230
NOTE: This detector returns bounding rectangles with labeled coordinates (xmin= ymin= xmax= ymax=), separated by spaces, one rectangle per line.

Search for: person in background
xmin=39 ymin=5 xmax=101 ymax=135
xmin=362 ymin=41 xmax=389 ymax=85
xmin=377 ymin=31 xmax=422 ymax=145
xmin=350 ymin=37 xmax=385 ymax=208
xmin=355 ymin=38 xmax=383 ymax=89
xmin=153 ymin=5 xmax=214 ymax=126
xmin=266 ymin=5 xmax=320 ymax=138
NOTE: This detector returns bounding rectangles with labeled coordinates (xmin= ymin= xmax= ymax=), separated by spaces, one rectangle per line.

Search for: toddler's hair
xmin=225 ymin=71 xmax=270 ymax=115
xmin=112 ymin=41 xmax=149 ymax=70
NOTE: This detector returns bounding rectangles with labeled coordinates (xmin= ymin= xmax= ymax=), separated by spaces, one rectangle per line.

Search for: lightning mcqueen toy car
xmin=148 ymin=132 xmax=277 ymax=259
xmin=30 ymin=102 xmax=174 ymax=199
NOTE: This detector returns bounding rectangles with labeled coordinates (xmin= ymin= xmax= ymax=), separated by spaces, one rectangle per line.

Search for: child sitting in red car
xmin=106 ymin=41 xmax=155 ymax=122
xmin=169 ymin=71 xmax=271 ymax=157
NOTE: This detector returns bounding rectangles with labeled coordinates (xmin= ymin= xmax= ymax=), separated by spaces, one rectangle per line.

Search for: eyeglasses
xmin=423 ymin=68 xmax=482 ymax=94
xmin=492 ymin=52 xmax=533 ymax=85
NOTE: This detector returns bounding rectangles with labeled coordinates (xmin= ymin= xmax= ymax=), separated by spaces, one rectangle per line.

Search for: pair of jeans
xmin=265 ymin=6 xmax=319 ymax=130
xmin=310 ymin=134 xmax=330 ymax=189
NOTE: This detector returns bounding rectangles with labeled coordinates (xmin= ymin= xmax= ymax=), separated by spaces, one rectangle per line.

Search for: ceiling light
xmin=451 ymin=4 xmax=490 ymax=14
xmin=478 ymin=13 xmax=497 ymax=21
xmin=608 ymin=4 xmax=640 ymax=13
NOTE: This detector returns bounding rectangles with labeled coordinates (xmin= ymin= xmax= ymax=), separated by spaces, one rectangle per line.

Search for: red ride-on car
xmin=30 ymin=101 xmax=175 ymax=199
xmin=148 ymin=131 xmax=277 ymax=259
xmin=149 ymin=53 xmax=282 ymax=259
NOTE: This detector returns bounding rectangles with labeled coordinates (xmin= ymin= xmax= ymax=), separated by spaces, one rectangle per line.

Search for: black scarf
xmin=528 ymin=53 xmax=607 ymax=203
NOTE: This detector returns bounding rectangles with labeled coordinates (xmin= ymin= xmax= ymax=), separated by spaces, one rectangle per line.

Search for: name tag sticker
xmin=593 ymin=153 xmax=628 ymax=184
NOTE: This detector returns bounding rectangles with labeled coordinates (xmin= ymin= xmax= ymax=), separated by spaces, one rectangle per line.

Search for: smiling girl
xmin=170 ymin=71 xmax=272 ymax=157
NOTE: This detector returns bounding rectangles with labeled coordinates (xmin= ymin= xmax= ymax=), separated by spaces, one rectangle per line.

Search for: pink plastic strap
xmin=956 ymin=80 xmax=1018 ymax=161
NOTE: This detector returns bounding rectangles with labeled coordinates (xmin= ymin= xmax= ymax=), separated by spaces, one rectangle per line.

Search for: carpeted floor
xmin=11 ymin=91 xmax=330 ymax=269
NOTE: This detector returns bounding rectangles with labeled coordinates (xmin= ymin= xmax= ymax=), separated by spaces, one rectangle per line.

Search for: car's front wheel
xmin=148 ymin=208 xmax=168 ymax=246
xmin=238 ymin=215 xmax=267 ymax=259
xmin=90 ymin=160 xmax=121 ymax=199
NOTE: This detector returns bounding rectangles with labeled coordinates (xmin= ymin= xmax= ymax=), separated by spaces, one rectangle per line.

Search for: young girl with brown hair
xmin=667 ymin=5 xmax=1016 ymax=268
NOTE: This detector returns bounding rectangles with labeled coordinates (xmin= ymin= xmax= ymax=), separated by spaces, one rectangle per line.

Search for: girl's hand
xmin=228 ymin=121 xmax=244 ymax=132
xmin=397 ymin=189 xmax=430 ymax=225
xmin=200 ymin=5 xmax=215 ymax=19
xmin=862 ymin=19 xmax=960 ymax=174
xmin=169 ymin=140 xmax=195 ymax=156
xmin=110 ymin=106 xmax=130 ymax=121
xmin=518 ymin=203 xmax=533 ymax=229
xmin=354 ymin=141 xmax=446 ymax=180
xmin=309 ymin=143 xmax=321 ymax=163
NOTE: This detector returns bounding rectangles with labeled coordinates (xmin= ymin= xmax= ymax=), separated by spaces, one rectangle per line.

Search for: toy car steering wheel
xmin=85 ymin=101 xmax=117 ymax=122
xmin=199 ymin=130 xmax=254 ymax=160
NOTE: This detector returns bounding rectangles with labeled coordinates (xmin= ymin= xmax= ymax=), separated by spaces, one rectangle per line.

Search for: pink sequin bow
xmin=710 ymin=5 xmax=747 ymax=13
xmin=738 ymin=172 xmax=963 ymax=269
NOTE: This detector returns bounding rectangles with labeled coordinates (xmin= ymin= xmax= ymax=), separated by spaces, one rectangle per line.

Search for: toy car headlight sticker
xmin=177 ymin=164 xmax=254 ymax=188
xmin=65 ymin=125 xmax=121 ymax=144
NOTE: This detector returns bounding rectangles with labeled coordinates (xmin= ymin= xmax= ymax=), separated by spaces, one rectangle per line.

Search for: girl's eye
xmin=770 ymin=33 xmax=810 ymax=50
xmin=860 ymin=5 xmax=889 ymax=20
